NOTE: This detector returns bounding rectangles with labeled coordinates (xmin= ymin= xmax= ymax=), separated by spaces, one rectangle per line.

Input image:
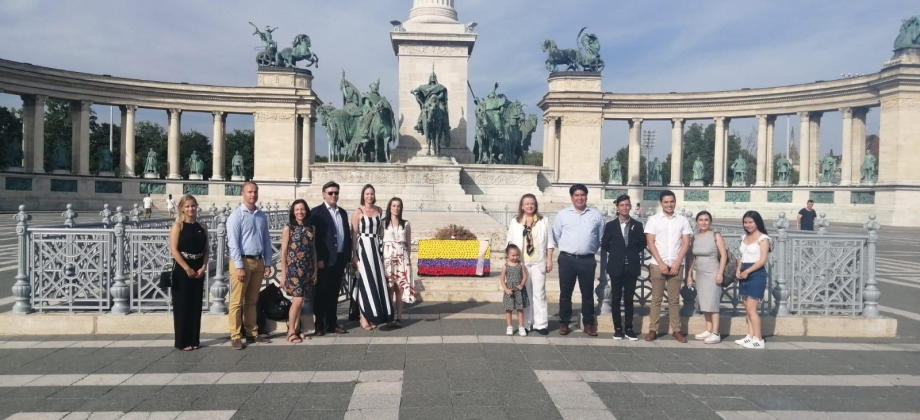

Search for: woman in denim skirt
xmin=733 ymin=211 xmax=771 ymax=349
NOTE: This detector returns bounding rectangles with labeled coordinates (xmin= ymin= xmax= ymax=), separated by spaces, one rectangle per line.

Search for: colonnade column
xmin=713 ymin=117 xmax=726 ymax=187
xmin=627 ymin=118 xmax=642 ymax=186
xmin=850 ymin=107 xmax=868 ymax=184
xmin=167 ymin=108 xmax=182 ymax=180
xmin=809 ymin=113 xmax=823 ymax=180
xmin=119 ymin=105 xmax=137 ymax=177
xmin=21 ymin=94 xmax=47 ymax=174
xmin=669 ymin=118 xmax=684 ymax=186
xmin=71 ymin=100 xmax=92 ymax=176
xmin=797 ymin=111 xmax=811 ymax=186
xmin=211 ymin=111 xmax=226 ymax=181
xmin=300 ymin=113 xmax=315 ymax=182
xmin=542 ymin=116 xmax=555 ymax=173
xmin=765 ymin=116 xmax=776 ymax=186
xmin=755 ymin=115 xmax=768 ymax=186
xmin=840 ymin=107 xmax=853 ymax=186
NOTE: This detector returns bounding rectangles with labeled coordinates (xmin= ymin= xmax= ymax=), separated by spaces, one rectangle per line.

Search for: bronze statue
xmin=542 ymin=27 xmax=605 ymax=72
xmin=860 ymin=151 xmax=878 ymax=182
xmin=412 ymin=69 xmax=450 ymax=156
xmin=894 ymin=15 xmax=920 ymax=50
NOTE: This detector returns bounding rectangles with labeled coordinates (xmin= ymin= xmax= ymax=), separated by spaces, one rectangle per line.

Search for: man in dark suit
xmin=310 ymin=181 xmax=352 ymax=335
xmin=600 ymin=195 xmax=647 ymax=340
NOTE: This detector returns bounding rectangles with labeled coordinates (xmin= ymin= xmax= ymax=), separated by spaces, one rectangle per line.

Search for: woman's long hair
xmin=515 ymin=193 xmax=541 ymax=224
xmin=383 ymin=197 xmax=405 ymax=229
xmin=288 ymin=199 xmax=312 ymax=228
xmin=742 ymin=210 xmax=769 ymax=236
xmin=172 ymin=195 xmax=197 ymax=229
xmin=360 ymin=184 xmax=376 ymax=206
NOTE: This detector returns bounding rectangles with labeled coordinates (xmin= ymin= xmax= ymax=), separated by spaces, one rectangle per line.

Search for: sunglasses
xmin=326 ymin=191 xmax=340 ymax=196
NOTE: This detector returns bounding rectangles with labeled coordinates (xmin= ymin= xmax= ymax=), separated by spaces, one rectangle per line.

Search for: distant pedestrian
xmin=169 ymin=194 xmax=208 ymax=351
xmin=226 ymin=182 xmax=273 ymax=350
xmin=143 ymin=193 xmax=153 ymax=219
xmin=280 ymin=199 xmax=316 ymax=344
xmin=506 ymin=193 xmax=555 ymax=335
xmin=797 ymin=199 xmax=817 ymax=231
xmin=600 ymin=194 xmax=646 ymax=341
xmin=311 ymin=181 xmax=352 ymax=336
xmin=734 ymin=211 xmax=771 ymax=349
xmin=687 ymin=211 xmax=728 ymax=344
xmin=167 ymin=194 xmax=177 ymax=218
xmin=644 ymin=190 xmax=692 ymax=343
xmin=500 ymin=244 xmax=530 ymax=336
xmin=635 ymin=202 xmax=642 ymax=218
xmin=552 ymin=184 xmax=605 ymax=336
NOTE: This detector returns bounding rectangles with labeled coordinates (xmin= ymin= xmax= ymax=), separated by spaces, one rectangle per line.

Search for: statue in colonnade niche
xmin=692 ymin=157 xmax=705 ymax=182
xmin=649 ymin=157 xmax=663 ymax=184
xmin=541 ymin=27 xmax=605 ymax=72
xmin=231 ymin=151 xmax=245 ymax=178
xmin=819 ymin=153 xmax=837 ymax=184
xmin=860 ymin=151 xmax=878 ymax=183
xmin=6 ymin=139 xmax=24 ymax=168
xmin=51 ymin=146 xmax=69 ymax=171
xmin=893 ymin=15 xmax=920 ymax=50
xmin=606 ymin=158 xmax=623 ymax=185
xmin=97 ymin=148 xmax=114 ymax=173
xmin=730 ymin=155 xmax=748 ymax=185
xmin=187 ymin=151 xmax=204 ymax=176
xmin=412 ymin=68 xmax=451 ymax=156
xmin=471 ymin=82 xmax=539 ymax=165
xmin=775 ymin=155 xmax=792 ymax=184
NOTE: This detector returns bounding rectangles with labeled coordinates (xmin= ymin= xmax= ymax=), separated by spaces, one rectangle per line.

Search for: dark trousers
xmin=558 ymin=254 xmax=597 ymax=326
xmin=608 ymin=269 xmax=639 ymax=330
xmin=314 ymin=253 xmax=345 ymax=330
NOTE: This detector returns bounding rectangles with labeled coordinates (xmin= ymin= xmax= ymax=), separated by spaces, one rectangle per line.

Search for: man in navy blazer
xmin=600 ymin=195 xmax=647 ymax=341
xmin=310 ymin=181 xmax=353 ymax=335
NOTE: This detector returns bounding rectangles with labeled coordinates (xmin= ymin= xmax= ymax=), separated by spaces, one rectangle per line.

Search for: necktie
xmin=523 ymin=221 xmax=535 ymax=256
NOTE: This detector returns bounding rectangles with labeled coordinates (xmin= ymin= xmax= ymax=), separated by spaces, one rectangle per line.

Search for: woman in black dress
xmin=169 ymin=194 xmax=209 ymax=351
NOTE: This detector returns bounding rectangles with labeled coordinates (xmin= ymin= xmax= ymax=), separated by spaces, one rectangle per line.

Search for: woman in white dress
xmin=383 ymin=197 xmax=415 ymax=328
xmin=505 ymin=194 xmax=556 ymax=335
xmin=350 ymin=184 xmax=393 ymax=330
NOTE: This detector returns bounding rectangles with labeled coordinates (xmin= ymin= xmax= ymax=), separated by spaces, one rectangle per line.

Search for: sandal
xmin=298 ymin=331 xmax=312 ymax=341
xmin=287 ymin=333 xmax=302 ymax=344
xmin=389 ymin=319 xmax=403 ymax=329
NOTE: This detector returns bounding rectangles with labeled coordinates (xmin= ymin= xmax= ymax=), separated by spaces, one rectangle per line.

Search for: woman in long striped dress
xmin=350 ymin=184 xmax=394 ymax=330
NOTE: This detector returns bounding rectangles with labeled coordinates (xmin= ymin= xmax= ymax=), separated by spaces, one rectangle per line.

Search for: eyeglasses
xmin=326 ymin=191 xmax=339 ymax=196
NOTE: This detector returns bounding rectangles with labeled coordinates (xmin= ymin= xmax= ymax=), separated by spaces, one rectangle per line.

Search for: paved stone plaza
xmin=0 ymin=213 xmax=919 ymax=419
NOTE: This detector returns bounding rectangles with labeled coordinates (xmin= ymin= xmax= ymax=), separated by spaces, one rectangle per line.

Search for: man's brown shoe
xmin=231 ymin=339 xmax=243 ymax=350
xmin=247 ymin=335 xmax=271 ymax=344
xmin=584 ymin=325 xmax=598 ymax=337
xmin=330 ymin=326 xmax=348 ymax=334
xmin=558 ymin=324 xmax=572 ymax=335
xmin=672 ymin=332 xmax=688 ymax=343
xmin=645 ymin=331 xmax=658 ymax=341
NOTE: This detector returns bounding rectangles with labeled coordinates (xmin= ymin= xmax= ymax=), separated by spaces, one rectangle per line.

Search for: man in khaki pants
xmin=227 ymin=182 xmax=273 ymax=350
xmin=643 ymin=190 xmax=692 ymax=343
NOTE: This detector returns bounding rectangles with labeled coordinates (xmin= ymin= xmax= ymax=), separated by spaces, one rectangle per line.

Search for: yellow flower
xmin=417 ymin=240 xmax=491 ymax=260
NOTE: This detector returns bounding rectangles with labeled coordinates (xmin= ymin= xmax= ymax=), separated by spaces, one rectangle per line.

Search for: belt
xmin=181 ymin=252 xmax=204 ymax=260
xmin=242 ymin=254 xmax=263 ymax=260
xmin=560 ymin=251 xmax=594 ymax=259
xmin=359 ymin=233 xmax=379 ymax=238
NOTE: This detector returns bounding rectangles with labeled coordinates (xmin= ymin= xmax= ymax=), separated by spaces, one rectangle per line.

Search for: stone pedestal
xmin=144 ymin=173 xmax=159 ymax=179
xmin=98 ymin=171 xmax=115 ymax=177
xmin=774 ymin=180 xmax=790 ymax=187
xmin=52 ymin=169 xmax=70 ymax=175
xmin=231 ymin=175 xmax=245 ymax=182
xmin=647 ymin=181 xmax=662 ymax=186
xmin=253 ymin=67 xmax=316 ymax=182
xmin=818 ymin=181 xmax=835 ymax=187
xmin=5 ymin=167 xmax=26 ymax=173
xmin=545 ymin=72 xmax=604 ymax=184
xmin=389 ymin=1 xmax=476 ymax=164
xmin=689 ymin=180 xmax=705 ymax=187
xmin=188 ymin=174 xmax=203 ymax=180
xmin=729 ymin=182 xmax=746 ymax=188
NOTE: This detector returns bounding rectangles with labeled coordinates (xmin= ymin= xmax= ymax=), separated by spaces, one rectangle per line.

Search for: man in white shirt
xmin=166 ymin=194 xmax=177 ymax=218
xmin=643 ymin=190 xmax=692 ymax=342
xmin=142 ymin=193 xmax=153 ymax=219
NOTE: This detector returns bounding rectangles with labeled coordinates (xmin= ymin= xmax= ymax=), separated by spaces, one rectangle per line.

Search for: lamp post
xmin=641 ymin=129 xmax=657 ymax=185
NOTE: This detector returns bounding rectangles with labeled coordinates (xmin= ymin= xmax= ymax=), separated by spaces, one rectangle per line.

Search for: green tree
xmin=180 ymin=130 xmax=212 ymax=180
xmin=225 ymin=129 xmax=254 ymax=179
xmin=43 ymin=99 xmax=73 ymax=172
xmin=523 ymin=150 xmax=543 ymax=166
xmin=315 ymin=155 xmax=329 ymax=163
xmin=134 ymin=121 xmax=168 ymax=178
xmin=0 ymin=107 xmax=23 ymax=167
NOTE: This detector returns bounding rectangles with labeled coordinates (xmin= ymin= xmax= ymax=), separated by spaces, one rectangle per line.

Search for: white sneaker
xmin=734 ymin=335 xmax=752 ymax=345
xmin=704 ymin=334 xmax=721 ymax=344
xmin=518 ymin=327 xmax=527 ymax=337
xmin=694 ymin=331 xmax=712 ymax=341
xmin=742 ymin=337 xmax=765 ymax=349
xmin=506 ymin=326 xmax=514 ymax=336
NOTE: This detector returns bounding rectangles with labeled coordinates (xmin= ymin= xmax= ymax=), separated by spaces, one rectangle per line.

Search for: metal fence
xmin=9 ymin=202 xmax=882 ymax=318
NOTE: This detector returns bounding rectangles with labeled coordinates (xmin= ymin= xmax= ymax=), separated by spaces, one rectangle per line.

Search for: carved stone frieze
xmin=254 ymin=112 xmax=296 ymax=122
xmin=548 ymin=78 xmax=602 ymax=92
xmin=562 ymin=115 xmax=602 ymax=126
xmin=463 ymin=170 xmax=536 ymax=186
xmin=407 ymin=170 xmax=460 ymax=184
xmin=398 ymin=44 xmax=467 ymax=57
xmin=258 ymin=74 xmax=295 ymax=87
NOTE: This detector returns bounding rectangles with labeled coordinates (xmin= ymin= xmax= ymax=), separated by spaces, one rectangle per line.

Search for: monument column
xmin=809 ymin=113 xmax=823 ymax=181
xmin=840 ymin=107 xmax=853 ymax=185
xmin=71 ymin=100 xmax=92 ymax=176
xmin=765 ymin=116 xmax=776 ymax=186
xmin=300 ymin=113 xmax=315 ymax=182
xmin=797 ymin=111 xmax=811 ymax=186
xmin=542 ymin=116 xmax=556 ymax=172
xmin=850 ymin=107 xmax=868 ymax=183
xmin=755 ymin=115 xmax=768 ymax=186
xmin=21 ymin=94 xmax=47 ymax=174
xmin=119 ymin=105 xmax=137 ymax=177
xmin=211 ymin=111 xmax=226 ymax=181
xmin=627 ymin=118 xmax=642 ymax=186
xmin=167 ymin=108 xmax=182 ymax=180
xmin=669 ymin=118 xmax=684 ymax=186
xmin=713 ymin=117 xmax=726 ymax=187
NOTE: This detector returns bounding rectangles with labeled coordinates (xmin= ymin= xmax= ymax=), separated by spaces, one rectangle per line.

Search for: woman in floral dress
xmin=383 ymin=197 xmax=415 ymax=328
xmin=280 ymin=199 xmax=317 ymax=343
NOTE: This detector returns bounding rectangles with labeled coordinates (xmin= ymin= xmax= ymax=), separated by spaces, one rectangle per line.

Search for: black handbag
xmin=158 ymin=261 xmax=175 ymax=289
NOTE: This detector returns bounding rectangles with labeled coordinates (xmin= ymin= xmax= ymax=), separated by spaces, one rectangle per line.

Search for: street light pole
xmin=641 ymin=129 xmax=657 ymax=185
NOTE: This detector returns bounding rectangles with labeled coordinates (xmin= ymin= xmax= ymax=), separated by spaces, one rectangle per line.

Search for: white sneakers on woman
xmin=704 ymin=334 xmax=721 ymax=344
xmin=506 ymin=326 xmax=514 ymax=336
xmin=733 ymin=335 xmax=765 ymax=348
xmin=694 ymin=331 xmax=712 ymax=340
xmin=734 ymin=335 xmax=752 ymax=345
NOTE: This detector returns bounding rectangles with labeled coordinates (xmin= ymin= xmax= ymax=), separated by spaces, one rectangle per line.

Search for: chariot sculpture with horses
xmin=250 ymin=22 xmax=318 ymax=68
xmin=542 ymin=27 xmax=605 ymax=72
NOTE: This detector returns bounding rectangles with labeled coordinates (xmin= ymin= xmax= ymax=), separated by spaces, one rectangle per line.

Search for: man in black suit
xmin=600 ymin=195 xmax=647 ymax=340
xmin=310 ymin=181 xmax=352 ymax=335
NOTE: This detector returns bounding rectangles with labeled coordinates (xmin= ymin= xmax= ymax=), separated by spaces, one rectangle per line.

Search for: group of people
xmin=503 ymin=185 xmax=772 ymax=349
xmin=141 ymin=193 xmax=178 ymax=219
xmin=167 ymin=181 xmax=417 ymax=351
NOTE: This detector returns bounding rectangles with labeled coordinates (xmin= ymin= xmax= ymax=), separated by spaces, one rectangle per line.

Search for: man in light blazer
xmin=601 ymin=194 xmax=647 ymax=341
xmin=310 ymin=181 xmax=353 ymax=336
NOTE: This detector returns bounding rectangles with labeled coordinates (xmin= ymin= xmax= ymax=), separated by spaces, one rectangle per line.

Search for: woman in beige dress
xmin=687 ymin=211 xmax=727 ymax=344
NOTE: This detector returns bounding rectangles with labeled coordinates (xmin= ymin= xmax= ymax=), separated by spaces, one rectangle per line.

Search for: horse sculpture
xmin=541 ymin=39 xmax=579 ymax=72
xmin=515 ymin=114 xmax=539 ymax=164
xmin=275 ymin=34 xmax=319 ymax=68
xmin=420 ymin=100 xmax=449 ymax=156
xmin=317 ymin=104 xmax=356 ymax=162
xmin=541 ymin=28 xmax=605 ymax=72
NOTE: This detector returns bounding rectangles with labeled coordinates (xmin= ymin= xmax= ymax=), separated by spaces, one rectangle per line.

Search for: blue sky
xmin=0 ymin=0 xmax=914 ymax=159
